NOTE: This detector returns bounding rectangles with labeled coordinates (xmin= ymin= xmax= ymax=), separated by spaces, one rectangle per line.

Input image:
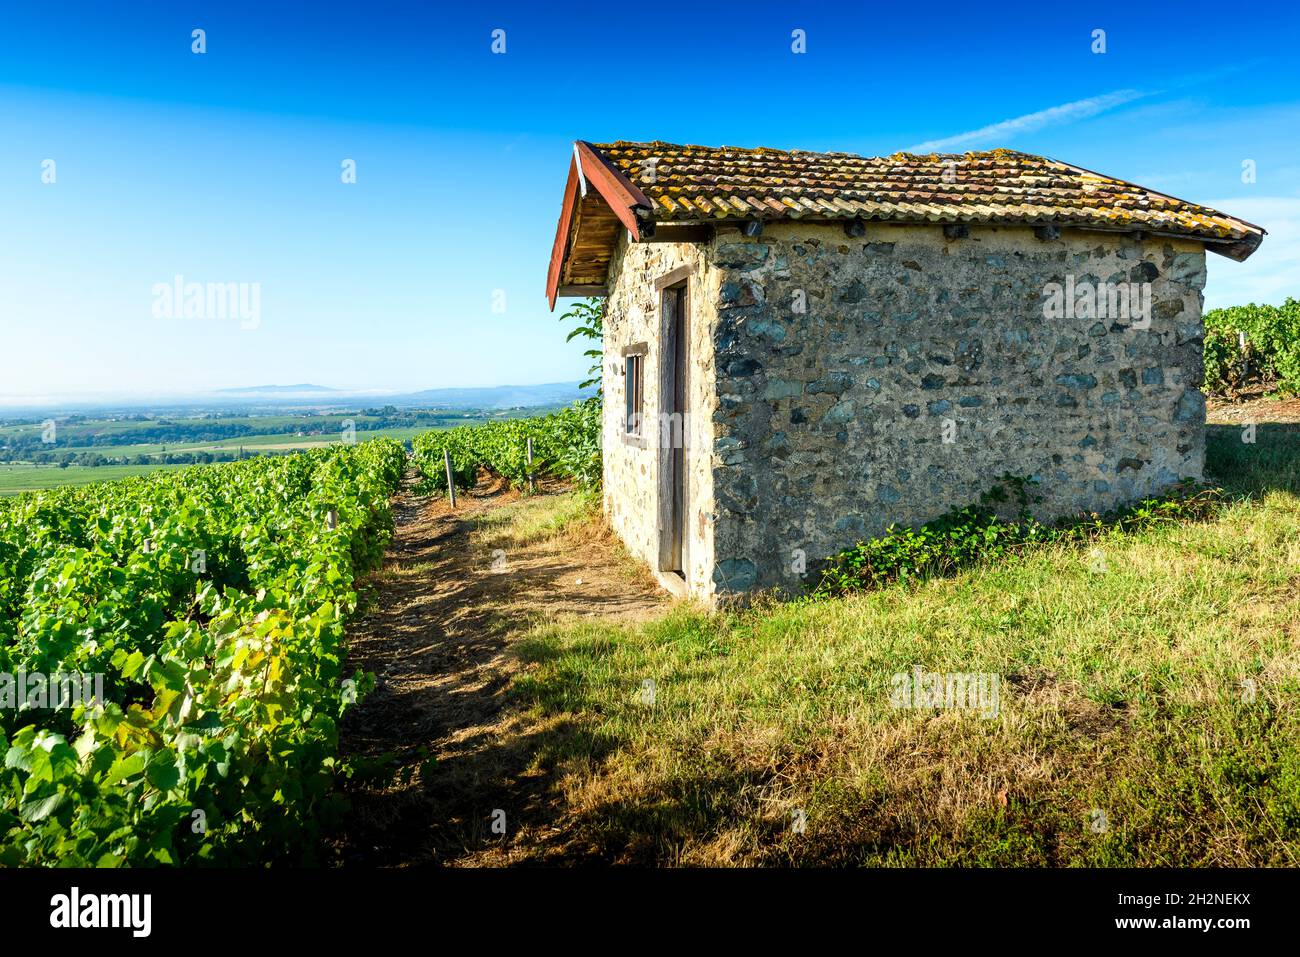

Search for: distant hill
xmin=0 ymin=381 xmax=595 ymax=417
xmin=218 ymin=384 xmax=338 ymax=395
xmin=401 ymin=381 xmax=595 ymax=409
xmin=212 ymin=381 xmax=595 ymax=410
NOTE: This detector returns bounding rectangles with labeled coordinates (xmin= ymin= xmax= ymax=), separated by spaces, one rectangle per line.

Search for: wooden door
xmin=665 ymin=284 xmax=688 ymax=574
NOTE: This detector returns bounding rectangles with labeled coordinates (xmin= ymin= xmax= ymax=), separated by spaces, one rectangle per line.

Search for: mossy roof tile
xmin=587 ymin=141 xmax=1263 ymax=254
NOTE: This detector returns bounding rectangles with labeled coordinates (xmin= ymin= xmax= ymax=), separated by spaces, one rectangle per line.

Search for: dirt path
xmin=334 ymin=468 xmax=666 ymax=866
xmin=1207 ymin=384 xmax=1300 ymax=424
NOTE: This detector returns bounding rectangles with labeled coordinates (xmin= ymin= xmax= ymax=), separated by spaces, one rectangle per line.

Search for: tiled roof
xmin=587 ymin=141 xmax=1264 ymax=255
xmin=546 ymin=139 xmax=1264 ymax=307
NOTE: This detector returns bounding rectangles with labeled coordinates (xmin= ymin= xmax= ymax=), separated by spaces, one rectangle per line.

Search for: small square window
xmin=625 ymin=352 xmax=645 ymax=435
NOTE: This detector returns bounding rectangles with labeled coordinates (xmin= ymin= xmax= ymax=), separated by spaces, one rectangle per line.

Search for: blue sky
xmin=1 ymin=0 xmax=1296 ymax=401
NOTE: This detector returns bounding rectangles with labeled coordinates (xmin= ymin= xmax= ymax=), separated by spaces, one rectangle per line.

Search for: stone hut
xmin=545 ymin=141 xmax=1264 ymax=602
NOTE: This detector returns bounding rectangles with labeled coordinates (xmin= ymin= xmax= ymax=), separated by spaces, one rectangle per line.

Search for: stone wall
xmin=601 ymin=236 xmax=721 ymax=600
xmin=706 ymin=222 xmax=1207 ymax=596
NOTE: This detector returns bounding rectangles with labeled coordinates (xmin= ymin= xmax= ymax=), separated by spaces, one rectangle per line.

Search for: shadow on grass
xmin=1207 ymin=422 xmax=1300 ymax=497
xmin=507 ymin=640 xmax=1300 ymax=865
xmin=333 ymin=476 xmax=661 ymax=866
xmin=492 ymin=442 xmax=1300 ymax=865
xmin=337 ymin=429 xmax=1300 ymax=866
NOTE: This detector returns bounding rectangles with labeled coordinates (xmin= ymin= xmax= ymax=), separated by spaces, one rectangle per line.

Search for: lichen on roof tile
xmin=577 ymin=141 xmax=1263 ymax=252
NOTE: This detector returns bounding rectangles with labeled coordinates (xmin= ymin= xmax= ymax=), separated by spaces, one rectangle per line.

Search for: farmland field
xmin=0 ymin=463 xmax=191 ymax=495
xmin=0 ymin=400 xmax=601 ymax=867
xmin=0 ymin=407 xmax=549 ymax=495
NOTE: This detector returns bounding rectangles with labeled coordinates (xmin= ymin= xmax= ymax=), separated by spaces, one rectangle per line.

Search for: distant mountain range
xmin=211 ymin=381 xmax=595 ymax=410
xmin=0 ymin=381 xmax=596 ymax=416
xmin=217 ymin=384 xmax=338 ymax=395
xmin=400 ymin=382 xmax=595 ymax=409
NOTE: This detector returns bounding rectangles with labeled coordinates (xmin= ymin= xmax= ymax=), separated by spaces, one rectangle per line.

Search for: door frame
xmin=653 ymin=264 xmax=693 ymax=580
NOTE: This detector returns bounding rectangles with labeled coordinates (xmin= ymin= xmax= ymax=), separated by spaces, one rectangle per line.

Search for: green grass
xmin=472 ymin=488 xmax=599 ymax=547
xmin=502 ymin=423 xmax=1300 ymax=866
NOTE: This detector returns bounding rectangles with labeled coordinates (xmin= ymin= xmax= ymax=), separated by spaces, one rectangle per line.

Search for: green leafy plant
xmin=559 ymin=297 xmax=605 ymax=393
xmin=813 ymin=476 xmax=1222 ymax=597
xmin=411 ymin=397 xmax=601 ymax=495
xmin=0 ymin=439 xmax=406 ymax=865
xmin=1203 ymin=298 xmax=1300 ymax=395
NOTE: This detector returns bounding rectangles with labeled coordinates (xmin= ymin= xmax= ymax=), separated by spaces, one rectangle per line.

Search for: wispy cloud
xmin=907 ymin=88 xmax=1149 ymax=152
xmin=907 ymin=61 xmax=1268 ymax=154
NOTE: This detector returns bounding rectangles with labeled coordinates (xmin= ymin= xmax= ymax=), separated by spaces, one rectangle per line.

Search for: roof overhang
xmin=1201 ymin=234 xmax=1264 ymax=262
xmin=1051 ymin=158 xmax=1266 ymax=262
xmin=546 ymin=141 xmax=654 ymax=310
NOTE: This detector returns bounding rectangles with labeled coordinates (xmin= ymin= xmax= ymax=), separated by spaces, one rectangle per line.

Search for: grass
xmin=472 ymin=486 xmax=600 ymax=548
xmin=495 ymin=423 xmax=1300 ymax=866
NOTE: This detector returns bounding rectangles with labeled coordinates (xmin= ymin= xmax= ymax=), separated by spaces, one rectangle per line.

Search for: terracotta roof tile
xmin=547 ymin=140 xmax=1266 ymax=307
xmin=587 ymin=141 xmax=1264 ymax=253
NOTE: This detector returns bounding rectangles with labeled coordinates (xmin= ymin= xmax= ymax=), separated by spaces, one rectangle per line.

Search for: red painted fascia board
xmin=545 ymin=142 xmax=655 ymax=310
xmin=574 ymin=141 xmax=653 ymax=230
xmin=545 ymin=157 xmax=581 ymax=310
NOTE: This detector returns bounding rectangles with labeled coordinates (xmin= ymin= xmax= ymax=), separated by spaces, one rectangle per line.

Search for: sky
xmin=1 ymin=0 xmax=1297 ymax=402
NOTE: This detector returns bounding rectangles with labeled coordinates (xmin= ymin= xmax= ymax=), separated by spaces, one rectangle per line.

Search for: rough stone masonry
xmin=604 ymin=221 xmax=1207 ymax=601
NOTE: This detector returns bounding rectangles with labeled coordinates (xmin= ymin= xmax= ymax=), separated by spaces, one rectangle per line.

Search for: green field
xmin=77 ymin=424 xmax=432 ymax=457
xmin=0 ymin=462 xmax=192 ymax=494
xmin=0 ymin=431 xmax=425 ymax=495
xmin=0 ymin=408 xmax=525 ymax=494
